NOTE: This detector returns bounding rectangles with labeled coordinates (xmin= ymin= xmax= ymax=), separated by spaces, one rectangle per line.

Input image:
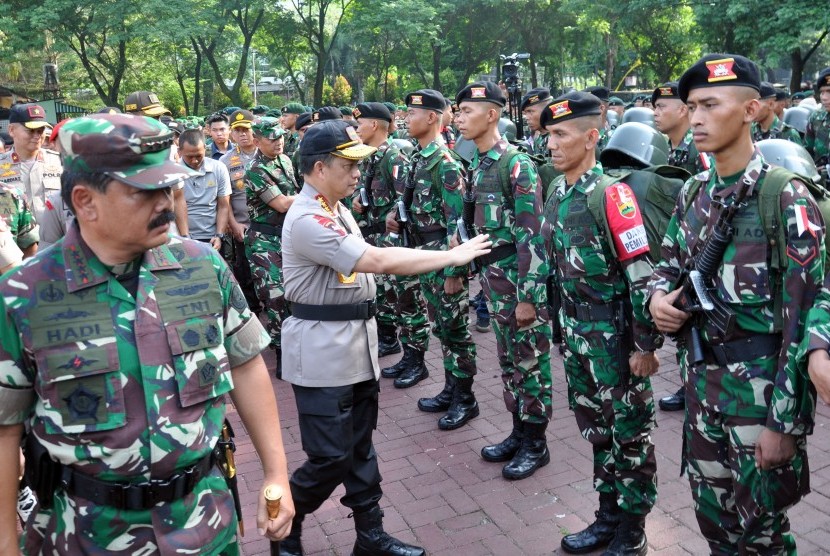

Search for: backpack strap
xmin=496 ymin=144 xmax=524 ymax=204
xmin=586 ymin=172 xmax=630 ymax=259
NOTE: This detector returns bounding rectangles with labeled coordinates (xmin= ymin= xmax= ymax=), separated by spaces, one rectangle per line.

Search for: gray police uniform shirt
xmin=281 ymin=183 xmax=378 ymax=387
xmin=0 ymin=148 xmax=62 ymax=238
xmin=219 ymin=146 xmax=256 ymax=227
xmin=183 ymin=157 xmax=231 ymax=240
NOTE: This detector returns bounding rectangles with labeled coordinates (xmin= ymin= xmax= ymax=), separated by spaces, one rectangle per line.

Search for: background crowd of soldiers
xmin=2 ymin=53 xmax=830 ymax=556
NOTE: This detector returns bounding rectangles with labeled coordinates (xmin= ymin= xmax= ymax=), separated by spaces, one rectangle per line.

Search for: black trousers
xmin=223 ymin=236 xmax=261 ymax=314
xmin=289 ymin=379 xmax=383 ymax=516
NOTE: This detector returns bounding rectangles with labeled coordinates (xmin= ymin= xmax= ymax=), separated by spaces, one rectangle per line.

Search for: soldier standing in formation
xmin=805 ymin=67 xmax=830 ymax=172
xmin=455 ymin=81 xmax=553 ymax=480
xmin=521 ymin=87 xmax=553 ymax=160
xmin=0 ymin=113 xmax=295 ymax=554
xmin=751 ymin=81 xmax=803 ymax=145
xmin=650 ymin=54 xmax=821 ymax=554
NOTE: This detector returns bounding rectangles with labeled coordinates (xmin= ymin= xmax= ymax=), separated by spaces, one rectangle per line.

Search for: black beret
xmin=295 ymin=112 xmax=313 ymax=130
xmin=520 ymin=87 xmax=552 ymax=111
xmin=774 ymin=89 xmax=789 ymax=101
xmin=405 ymin=89 xmax=446 ymax=112
xmin=540 ymin=92 xmax=602 ymax=128
xmin=583 ymin=86 xmax=610 ymax=102
xmin=678 ymin=53 xmax=761 ymax=103
xmin=816 ymin=68 xmax=830 ymax=91
xmin=312 ymin=106 xmax=343 ymax=122
xmin=455 ymin=82 xmax=506 ymax=107
xmin=651 ymin=82 xmax=679 ymax=106
xmin=353 ymin=102 xmax=392 ymax=123
xmin=759 ymin=81 xmax=776 ymax=99
xmin=96 ymin=106 xmax=123 ymax=114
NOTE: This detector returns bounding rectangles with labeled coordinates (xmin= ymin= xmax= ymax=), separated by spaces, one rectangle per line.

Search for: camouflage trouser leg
xmin=419 ymin=270 xmax=477 ymax=378
xmin=563 ymin=350 xmax=657 ymax=515
xmin=392 ymin=272 xmax=430 ymax=351
xmin=374 ymin=272 xmax=397 ymax=329
xmin=685 ymin=393 xmax=804 ymax=555
xmin=245 ymin=234 xmax=288 ymax=349
xmin=488 ymin=297 xmax=552 ymax=423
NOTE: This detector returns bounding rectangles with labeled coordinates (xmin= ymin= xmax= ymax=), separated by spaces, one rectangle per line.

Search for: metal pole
xmin=252 ymin=49 xmax=258 ymax=105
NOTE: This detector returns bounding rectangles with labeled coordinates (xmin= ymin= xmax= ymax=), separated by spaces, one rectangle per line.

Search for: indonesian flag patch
xmin=795 ymin=204 xmax=820 ymax=238
xmin=706 ymin=58 xmax=737 ymax=83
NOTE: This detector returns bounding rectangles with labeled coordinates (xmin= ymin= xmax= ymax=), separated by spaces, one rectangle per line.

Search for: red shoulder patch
xmin=604 ymin=183 xmax=649 ymax=261
xmin=312 ymin=215 xmax=346 ymax=237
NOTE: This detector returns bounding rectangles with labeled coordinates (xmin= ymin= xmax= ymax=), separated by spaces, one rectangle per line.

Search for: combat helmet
xmin=621 ymin=107 xmax=655 ymax=128
xmin=782 ymin=106 xmax=813 ymax=135
xmin=599 ymin=122 xmax=669 ymax=169
xmin=756 ymin=138 xmax=821 ymax=184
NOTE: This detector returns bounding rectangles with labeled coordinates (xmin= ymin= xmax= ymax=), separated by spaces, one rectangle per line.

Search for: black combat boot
xmin=351 ymin=505 xmax=425 ymax=556
xmin=481 ymin=412 xmax=523 ymax=462
xmin=603 ymin=513 xmax=647 ymax=556
xmin=417 ymin=371 xmax=456 ymax=412
xmin=279 ymin=515 xmax=304 ymax=556
xmin=658 ymin=385 xmax=685 ymax=412
xmin=438 ymin=377 xmax=479 ymax=430
xmin=274 ymin=347 xmax=282 ymax=380
xmin=377 ymin=325 xmax=402 ymax=358
xmin=502 ymin=421 xmax=549 ymax=479
xmin=392 ymin=347 xmax=428 ymax=388
xmin=561 ymin=492 xmax=621 ymax=554
xmin=381 ymin=345 xmax=413 ymax=379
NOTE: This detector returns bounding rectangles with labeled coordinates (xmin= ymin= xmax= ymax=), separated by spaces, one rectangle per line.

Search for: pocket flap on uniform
xmin=38 ymin=343 xmax=119 ymax=383
xmin=167 ymin=316 xmax=223 ymax=356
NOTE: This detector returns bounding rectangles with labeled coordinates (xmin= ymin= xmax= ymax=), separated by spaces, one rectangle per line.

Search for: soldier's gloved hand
xmin=629 ymin=351 xmax=659 ymax=377
xmin=351 ymin=195 xmax=364 ymax=214
xmin=385 ymin=210 xmax=400 ymax=234
xmin=649 ymin=289 xmax=690 ymax=333
xmin=755 ymin=429 xmax=796 ymax=470
xmin=515 ymin=302 xmax=536 ymax=329
xmin=807 ymin=349 xmax=830 ymax=404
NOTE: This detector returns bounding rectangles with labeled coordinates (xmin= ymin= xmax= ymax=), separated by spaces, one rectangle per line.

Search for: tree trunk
xmin=314 ymin=52 xmax=326 ymax=106
xmin=790 ymin=49 xmax=804 ymax=93
xmin=432 ymin=43 xmax=442 ymax=91
xmin=605 ymin=35 xmax=617 ymax=89
xmin=529 ymin=59 xmax=538 ymax=89
xmin=192 ymin=37 xmax=202 ymax=114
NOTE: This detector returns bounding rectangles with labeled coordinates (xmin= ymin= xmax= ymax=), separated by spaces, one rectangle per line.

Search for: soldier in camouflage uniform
xmin=454 ymin=82 xmax=552 ymax=480
xmin=649 ymin=54 xmax=822 ymax=555
xmin=0 ymin=218 xmax=24 ymax=272
xmin=291 ymin=112 xmax=314 ymax=188
xmin=350 ymin=102 xmax=412 ymax=359
xmin=0 ymin=114 xmax=295 ymax=554
xmin=521 ymin=87 xmax=553 ymax=160
xmin=805 ymin=67 xmax=830 ymax=174
xmin=752 ymin=81 xmax=803 ymax=145
xmin=385 ymin=89 xmax=478 ymax=431
xmin=584 ymin=86 xmax=615 ymax=152
xmin=245 ymin=117 xmax=299 ymax=377
xmin=0 ymin=182 xmax=38 ymax=259
xmin=538 ymin=92 xmax=660 ymax=555
xmin=280 ymin=102 xmax=306 ymax=158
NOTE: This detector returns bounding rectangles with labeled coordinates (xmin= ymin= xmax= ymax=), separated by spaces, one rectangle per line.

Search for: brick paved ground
xmin=231 ymin=311 xmax=830 ymax=555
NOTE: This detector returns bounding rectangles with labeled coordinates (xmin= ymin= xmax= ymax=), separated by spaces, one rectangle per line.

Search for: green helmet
xmin=391 ymin=138 xmax=415 ymax=157
xmin=621 ymin=107 xmax=655 ymax=128
xmin=756 ymin=138 xmax=821 ymax=183
xmin=599 ymin=122 xmax=669 ymax=169
xmin=498 ymin=117 xmax=517 ymax=142
xmin=782 ymin=106 xmax=812 ymax=135
xmin=606 ymin=111 xmax=619 ymax=127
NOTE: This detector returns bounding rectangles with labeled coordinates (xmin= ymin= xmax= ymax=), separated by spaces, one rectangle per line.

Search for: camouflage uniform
xmin=597 ymin=124 xmax=614 ymax=152
xmin=406 ymin=140 xmax=476 ymax=378
xmin=526 ymin=131 xmax=550 ymax=160
xmin=751 ymin=115 xmax=803 ymax=145
xmin=805 ymin=107 xmax=830 ymax=166
xmin=353 ymin=139 xmax=410 ymax=337
xmin=470 ymin=138 xmax=551 ymax=421
xmin=0 ymin=185 xmax=39 ymax=252
xmin=669 ymin=128 xmax=711 ymax=177
xmin=244 ymin=149 xmax=298 ymax=350
xmin=543 ymin=163 xmax=659 ymax=515
xmin=0 ymin=225 xmax=270 ymax=555
xmin=648 ymin=149 xmax=822 ymax=553
xmin=284 ymin=131 xmax=300 ymax=158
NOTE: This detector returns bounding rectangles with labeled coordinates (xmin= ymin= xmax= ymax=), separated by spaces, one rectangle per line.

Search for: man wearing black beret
xmin=652 ymin=81 xmax=711 ymax=180
xmin=805 ymin=66 xmax=830 ymax=165
xmin=291 ymin=112 xmax=315 ymax=187
xmin=649 ymin=54 xmax=821 ymax=554
xmin=540 ymin=91 xmax=661 ymax=555
xmin=751 ymin=81 xmax=803 ymax=145
xmin=584 ymin=85 xmax=614 ymax=151
xmin=351 ymin=102 xmax=411 ymax=360
xmin=773 ymin=89 xmax=789 ymax=119
xmin=520 ymin=87 xmax=553 ymax=159
xmin=455 ymin=81 xmax=553 ymax=480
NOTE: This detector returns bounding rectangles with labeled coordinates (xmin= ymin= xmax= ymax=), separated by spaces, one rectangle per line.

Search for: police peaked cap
xmin=678 ymin=53 xmax=761 ymax=103
xmin=520 ymin=88 xmax=552 ymax=111
xmin=353 ymin=102 xmax=393 ymax=123
xmin=455 ymin=82 xmax=506 ymax=107
xmin=583 ymin=86 xmax=610 ymax=102
xmin=816 ymin=68 xmax=830 ymax=91
xmin=405 ymin=89 xmax=446 ymax=112
xmin=651 ymin=82 xmax=680 ymax=106
xmin=540 ymin=92 xmax=602 ymax=128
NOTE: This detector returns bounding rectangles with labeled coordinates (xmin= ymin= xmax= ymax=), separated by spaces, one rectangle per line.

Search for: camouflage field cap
xmin=58 ymin=114 xmax=198 ymax=190
xmin=251 ymin=117 xmax=287 ymax=139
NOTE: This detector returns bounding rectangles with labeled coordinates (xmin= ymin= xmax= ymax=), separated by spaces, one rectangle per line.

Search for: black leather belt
xmin=248 ymin=222 xmax=283 ymax=236
xmin=702 ymin=334 xmax=782 ymax=366
xmin=411 ymin=228 xmax=447 ymax=246
xmin=61 ymin=451 xmax=214 ymax=511
xmin=562 ymin=297 xmax=620 ymax=321
xmin=361 ymin=221 xmax=386 ymax=238
xmin=476 ymin=243 xmax=517 ymax=266
xmin=291 ymin=299 xmax=376 ymax=320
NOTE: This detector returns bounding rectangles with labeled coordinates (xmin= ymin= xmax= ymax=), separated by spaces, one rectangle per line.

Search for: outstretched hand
xmin=450 ymin=233 xmax=492 ymax=266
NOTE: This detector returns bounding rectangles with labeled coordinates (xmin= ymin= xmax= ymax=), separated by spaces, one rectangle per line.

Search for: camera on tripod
xmin=500 ymin=52 xmax=530 ymax=92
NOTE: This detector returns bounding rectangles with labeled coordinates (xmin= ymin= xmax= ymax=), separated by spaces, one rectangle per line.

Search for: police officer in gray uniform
xmin=279 ymin=120 xmax=491 ymax=556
